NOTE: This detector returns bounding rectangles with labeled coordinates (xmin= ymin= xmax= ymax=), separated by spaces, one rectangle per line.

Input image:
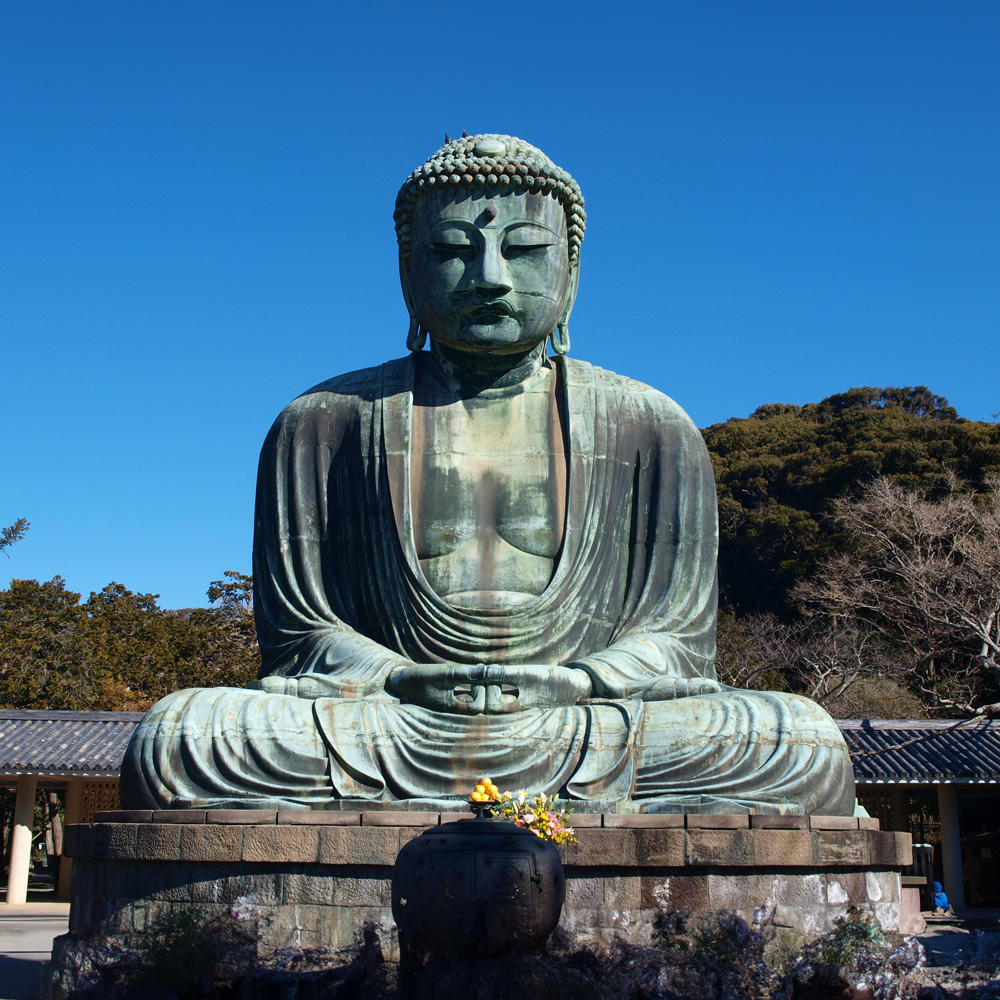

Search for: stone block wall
xmin=59 ymin=810 xmax=911 ymax=962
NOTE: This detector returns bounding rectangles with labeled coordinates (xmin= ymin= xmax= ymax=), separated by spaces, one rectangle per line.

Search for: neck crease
xmin=428 ymin=340 xmax=550 ymax=394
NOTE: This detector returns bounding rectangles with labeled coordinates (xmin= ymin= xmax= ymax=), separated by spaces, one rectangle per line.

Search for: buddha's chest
xmin=410 ymin=384 xmax=567 ymax=602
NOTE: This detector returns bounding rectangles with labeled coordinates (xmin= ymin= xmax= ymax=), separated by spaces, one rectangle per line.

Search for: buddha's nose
xmin=470 ymin=242 xmax=512 ymax=295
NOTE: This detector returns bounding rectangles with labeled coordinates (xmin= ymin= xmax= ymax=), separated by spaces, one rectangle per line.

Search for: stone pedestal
xmin=559 ymin=813 xmax=910 ymax=947
xmin=52 ymin=810 xmax=911 ymax=989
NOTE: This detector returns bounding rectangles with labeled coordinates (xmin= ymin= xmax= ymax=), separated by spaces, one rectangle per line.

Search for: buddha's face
xmin=406 ymin=188 xmax=573 ymax=354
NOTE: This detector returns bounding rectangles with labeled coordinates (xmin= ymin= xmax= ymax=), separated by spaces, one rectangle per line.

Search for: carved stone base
xmin=50 ymin=812 xmax=911 ymax=994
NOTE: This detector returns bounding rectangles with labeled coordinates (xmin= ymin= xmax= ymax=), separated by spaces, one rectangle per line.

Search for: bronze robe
xmin=121 ymin=356 xmax=854 ymax=814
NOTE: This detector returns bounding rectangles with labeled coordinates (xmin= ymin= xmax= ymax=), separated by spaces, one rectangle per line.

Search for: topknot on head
xmin=394 ymin=133 xmax=586 ymax=265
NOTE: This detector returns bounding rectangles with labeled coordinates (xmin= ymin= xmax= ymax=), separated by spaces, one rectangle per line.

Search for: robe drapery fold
xmin=120 ymin=355 xmax=855 ymax=814
xmin=252 ymin=355 xmax=719 ymax=690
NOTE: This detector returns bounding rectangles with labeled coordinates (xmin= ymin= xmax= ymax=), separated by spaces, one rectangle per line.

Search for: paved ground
xmin=919 ymin=922 xmax=983 ymax=965
xmin=0 ymin=906 xmax=69 ymax=1000
xmin=917 ymin=910 xmax=1000 ymax=963
xmin=909 ymin=919 xmax=1000 ymax=997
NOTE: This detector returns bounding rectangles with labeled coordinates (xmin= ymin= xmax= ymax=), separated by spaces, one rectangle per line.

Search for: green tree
xmin=203 ymin=570 xmax=258 ymax=662
xmin=0 ymin=518 xmax=30 ymax=556
xmin=82 ymin=583 xmax=179 ymax=710
xmin=704 ymin=386 xmax=1000 ymax=616
xmin=0 ymin=576 xmax=86 ymax=708
xmin=0 ymin=573 xmax=259 ymax=711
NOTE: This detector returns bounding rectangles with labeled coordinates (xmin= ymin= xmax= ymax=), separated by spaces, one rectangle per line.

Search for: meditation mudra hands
xmin=385 ymin=662 xmax=594 ymax=714
xmin=253 ymin=666 xmax=726 ymax=709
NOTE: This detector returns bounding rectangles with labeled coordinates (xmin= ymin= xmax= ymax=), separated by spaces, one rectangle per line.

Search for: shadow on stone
xmin=48 ymin=914 xmax=391 ymax=999
xmin=48 ymin=908 xmax=940 ymax=1000
xmin=399 ymin=909 xmax=928 ymax=1000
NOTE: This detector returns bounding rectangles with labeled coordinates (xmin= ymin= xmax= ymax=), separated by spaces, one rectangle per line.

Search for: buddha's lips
xmin=465 ymin=301 xmax=517 ymax=320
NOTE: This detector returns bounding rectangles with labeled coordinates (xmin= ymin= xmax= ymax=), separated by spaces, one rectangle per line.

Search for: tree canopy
xmin=703 ymin=386 xmax=1000 ymax=616
xmin=0 ymin=575 xmax=259 ymax=711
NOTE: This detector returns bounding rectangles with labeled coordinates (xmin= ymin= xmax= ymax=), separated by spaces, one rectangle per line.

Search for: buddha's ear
xmin=399 ymin=258 xmax=425 ymax=352
xmin=559 ymin=260 xmax=580 ymax=328
xmin=550 ymin=261 xmax=579 ymax=356
xmin=399 ymin=257 xmax=417 ymax=320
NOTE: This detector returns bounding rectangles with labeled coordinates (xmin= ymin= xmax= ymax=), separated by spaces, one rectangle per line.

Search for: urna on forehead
xmin=394 ymin=133 xmax=587 ymax=263
xmin=412 ymin=185 xmax=570 ymax=236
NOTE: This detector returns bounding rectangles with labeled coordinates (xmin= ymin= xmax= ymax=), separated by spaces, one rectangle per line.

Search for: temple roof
xmin=0 ymin=709 xmax=145 ymax=777
xmin=839 ymin=718 xmax=1000 ymax=784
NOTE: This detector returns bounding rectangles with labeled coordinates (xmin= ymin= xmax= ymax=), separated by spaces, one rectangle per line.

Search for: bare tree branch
xmin=793 ymin=475 xmax=1000 ymax=716
xmin=851 ymin=715 xmax=991 ymax=759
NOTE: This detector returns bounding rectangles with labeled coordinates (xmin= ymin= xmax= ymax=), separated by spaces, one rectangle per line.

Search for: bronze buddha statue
xmin=122 ymin=135 xmax=854 ymax=815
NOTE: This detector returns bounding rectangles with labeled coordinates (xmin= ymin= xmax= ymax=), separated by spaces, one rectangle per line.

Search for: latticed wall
xmin=857 ymin=786 xmax=894 ymax=830
xmin=79 ymin=779 xmax=121 ymax=822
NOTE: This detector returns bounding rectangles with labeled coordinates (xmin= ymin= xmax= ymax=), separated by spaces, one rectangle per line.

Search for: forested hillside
xmin=704 ymin=387 xmax=1000 ymax=616
xmin=2 ymin=386 xmax=998 ymax=718
xmin=704 ymin=387 xmax=1000 ymax=718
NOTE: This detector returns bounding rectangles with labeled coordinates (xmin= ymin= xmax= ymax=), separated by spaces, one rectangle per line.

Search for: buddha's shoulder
xmin=562 ymin=358 xmax=700 ymax=431
xmin=276 ymin=357 xmax=413 ymax=422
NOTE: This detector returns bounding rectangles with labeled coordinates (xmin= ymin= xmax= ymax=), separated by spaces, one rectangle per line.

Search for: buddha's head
xmin=396 ymin=135 xmax=586 ymax=357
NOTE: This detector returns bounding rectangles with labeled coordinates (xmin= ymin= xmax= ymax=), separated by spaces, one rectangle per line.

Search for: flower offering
xmin=467 ymin=779 xmax=577 ymax=844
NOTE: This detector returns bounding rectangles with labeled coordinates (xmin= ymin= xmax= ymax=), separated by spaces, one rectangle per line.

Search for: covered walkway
xmin=0 ymin=710 xmax=143 ymax=904
xmin=844 ymin=717 xmax=1000 ymax=913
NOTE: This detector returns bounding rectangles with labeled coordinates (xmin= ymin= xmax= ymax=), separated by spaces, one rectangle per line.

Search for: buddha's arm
xmin=252 ymin=626 xmax=415 ymax=699
xmin=252 ymin=389 xmax=415 ymax=698
xmin=569 ymin=639 xmax=722 ymax=701
xmin=568 ymin=401 xmax=720 ymax=701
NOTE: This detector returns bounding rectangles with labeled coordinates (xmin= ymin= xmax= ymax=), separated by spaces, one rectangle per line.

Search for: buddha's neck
xmin=429 ymin=340 xmax=549 ymax=392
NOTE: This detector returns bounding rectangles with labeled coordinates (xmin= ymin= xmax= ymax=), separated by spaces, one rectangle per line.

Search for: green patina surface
xmin=121 ymin=135 xmax=854 ymax=815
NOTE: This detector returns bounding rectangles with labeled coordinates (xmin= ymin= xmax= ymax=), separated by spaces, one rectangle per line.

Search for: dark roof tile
xmin=837 ymin=718 xmax=1000 ymax=783
xmin=0 ymin=709 xmax=144 ymax=776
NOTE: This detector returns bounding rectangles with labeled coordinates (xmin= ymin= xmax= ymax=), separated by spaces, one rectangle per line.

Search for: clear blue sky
xmin=3 ymin=2 xmax=998 ymax=609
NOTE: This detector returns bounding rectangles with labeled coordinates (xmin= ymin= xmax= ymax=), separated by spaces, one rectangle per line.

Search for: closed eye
xmin=503 ymin=243 xmax=553 ymax=259
xmin=431 ymin=242 xmax=475 ymax=254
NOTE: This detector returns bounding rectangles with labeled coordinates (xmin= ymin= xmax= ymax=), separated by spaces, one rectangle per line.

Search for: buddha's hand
xmin=385 ymin=663 xmax=593 ymax=715
xmin=252 ymin=674 xmax=351 ymax=699
xmin=497 ymin=665 xmax=593 ymax=712
xmin=386 ymin=663 xmax=494 ymax=715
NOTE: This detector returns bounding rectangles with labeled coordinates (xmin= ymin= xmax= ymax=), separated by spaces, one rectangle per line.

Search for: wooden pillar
xmin=890 ymin=786 xmax=909 ymax=832
xmin=6 ymin=776 xmax=37 ymax=905
xmin=937 ymin=783 xmax=965 ymax=911
xmin=56 ymin=778 xmax=84 ymax=901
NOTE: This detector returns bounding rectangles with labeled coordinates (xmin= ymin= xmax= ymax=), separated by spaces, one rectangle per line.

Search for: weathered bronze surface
xmin=121 ymin=134 xmax=855 ymax=816
xmin=391 ymin=817 xmax=565 ymax=977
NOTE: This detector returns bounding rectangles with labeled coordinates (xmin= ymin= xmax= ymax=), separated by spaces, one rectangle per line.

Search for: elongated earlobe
xmin=407 ymin=316 xmax=426 ymax=352
xmin=550 ymin=322 xmax=570 ymax=356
